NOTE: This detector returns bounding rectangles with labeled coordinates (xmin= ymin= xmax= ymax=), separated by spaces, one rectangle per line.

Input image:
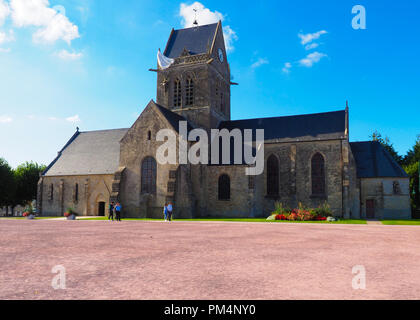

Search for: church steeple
xmin=156 ymin=21 xmax=231 ymax=129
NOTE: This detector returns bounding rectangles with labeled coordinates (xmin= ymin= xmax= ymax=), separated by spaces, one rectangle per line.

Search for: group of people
xmin=107 ymin=202 xmax=174 ymax=222
xmin=108 ymin=202 xmax=122 ymax=222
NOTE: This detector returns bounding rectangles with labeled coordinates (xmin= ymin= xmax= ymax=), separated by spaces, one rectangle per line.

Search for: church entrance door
xmin=98 ymin=202 xmax=106 ymax=216
xmin=366 ymin=200 xmax=375 ymax=219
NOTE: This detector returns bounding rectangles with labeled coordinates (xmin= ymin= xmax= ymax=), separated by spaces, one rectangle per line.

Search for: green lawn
xmin=0 ymin=216 xmax=62 ymax=220
xmin=381 ymin=220 xmax=420 ymax=225
xmin=83 ymin=217 xmax=367 ymax=224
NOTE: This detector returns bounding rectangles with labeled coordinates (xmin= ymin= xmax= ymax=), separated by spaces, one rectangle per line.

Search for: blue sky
xmin=0 ymin=0 xmax=419 ymax=168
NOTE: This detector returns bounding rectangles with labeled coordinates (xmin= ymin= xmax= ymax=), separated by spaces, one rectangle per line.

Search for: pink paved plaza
xmin=1 ymin=220 xmax=420 ymax=300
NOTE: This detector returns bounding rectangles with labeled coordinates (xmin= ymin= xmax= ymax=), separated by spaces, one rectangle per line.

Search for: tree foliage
xmin=0 ymin=159 xmax=46 ymax=214
xmin=0 ymin=158 xmax=16 ymax=207
xmin=370 ymin=130 xmax=403 ymax=165
xmin=402 ymin=136 xmax=420 ymax=212
xmin=14 ymin=162 xmax=46 ymax=206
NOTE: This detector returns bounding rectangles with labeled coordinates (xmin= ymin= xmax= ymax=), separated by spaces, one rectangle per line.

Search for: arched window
xmin=141 ymin=157 xmax=157 ymax=194
xmin=218 ymin=174 xmax=230 ymax=200
xmin=267 ymin=155 xmax=279 ymax=197
xmin=393 ymin=181 xmax=401 ymax=195
xmin=311 ymin=153 xmax=326 ymax=196
xmin=147 ymin=130 xmax=152 ymax=141
xmin=173 ymin=79 xmax=181 ymax=108
xmin=74 ymin=183 xmax=79 ymax=202
xmin=185 ymin=78 xmax=194 ymax=107
xmin=49 ymin=184 xmax=54 ymax=201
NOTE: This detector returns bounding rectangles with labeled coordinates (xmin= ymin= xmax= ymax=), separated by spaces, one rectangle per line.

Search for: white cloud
xmin=0 ymin=0 xmax=10 ymax=26
xmin=48 ymin=116 xmax=57 ymax=121
xmin=0 ymin=115 xmax=12 ymax=123
xmin=282 ymin=62 xmax=292 ymax=74
xmin=223 ymin=25 xmax=237 ymax=52
xmin=66 ymin=114 xmax=80 ymax=123
xmin=56 ymin=49 xmax=83 ymax=60
xmin=0 ymin=47 xmax=10 ymax=52
xmin=179 ymin=2 xmax=237 ymax=52
xmin=299 ymin=52 xmax=327 ymax=67
xmin=251 ymin=57 xmax=269 ymax=69
xmin=10 ymin=0 xmax=79 ymax=44
xmin=298 ymin=30 xmax=327 ymax=45
xmin=305 ymin=43 xmax=319 ymax=50
xmin=0 ymin=29 xmax=14 ymax=44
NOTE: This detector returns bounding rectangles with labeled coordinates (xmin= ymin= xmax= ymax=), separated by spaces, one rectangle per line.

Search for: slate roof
xmin=218 ymin=110 xmax=346 ymax=142
xmin=155 ymin=103 xmax=194 ymax=133
xmin=350 ymin=141 xmax=408 ymax=178
xmin=164 ymin=23 xmax=218 ymax=59
xmin=43 ymin=128 xmax=128 ymax=176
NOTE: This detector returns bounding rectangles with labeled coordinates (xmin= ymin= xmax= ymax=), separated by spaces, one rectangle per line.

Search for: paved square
xmin=1 ymin=220 xmax=420 ymax=300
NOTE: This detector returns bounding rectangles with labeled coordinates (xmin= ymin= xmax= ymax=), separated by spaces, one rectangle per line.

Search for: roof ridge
xmin=221 ymin=109 xmax=346 ymax=124
xmin=174 ymin=22 xmax=218 ymax=32
xmin=79 ymin=128 xmax=129 ymax=134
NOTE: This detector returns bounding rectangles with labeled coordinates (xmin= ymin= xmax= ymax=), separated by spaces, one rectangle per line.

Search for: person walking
xmin=115 ymin=202 xmax=122 ymax=222
xmin=167 ymin=202 xmax=173 ymax=222
xmin=108 ymin=202 xmax=115 ymax=221
xmin=163 ymin=203 xmax=168 ymax=222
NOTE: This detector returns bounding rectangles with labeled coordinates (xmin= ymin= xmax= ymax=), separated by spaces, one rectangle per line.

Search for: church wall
xmin=360 ymin=177 xmax=411 ymax=219
xmin=205 ymin=165 xmax=259 ymax=218
xmin=40 ymin=174 xmax=113 ymax=217
xmin=198 ymin=139 xmax=347 ymax=218
xmin=261 ymin=140 xmax=344 ymax=217
xmin=348 ymin=145 xmax=361 ymax=218
xmin=119 ymin=105 xmax=180 ymax=218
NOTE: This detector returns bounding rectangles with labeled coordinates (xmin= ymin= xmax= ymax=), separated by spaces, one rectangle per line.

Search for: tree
xmin=402 ymin=136 xmax=420 ymax=214
xmin=0 ymin=158 xmax=16 ymax=215
xmin=402 ymin=135 xmax=420 ymax=167
xmin=370 ymin=130 xmax=403 ymax=165
xmin=14 ymin=162 xmax=46 ymax=206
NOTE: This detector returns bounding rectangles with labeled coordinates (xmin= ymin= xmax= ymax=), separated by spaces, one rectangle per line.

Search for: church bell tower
xmin=156 ymin=21 xmax=231 ymax=130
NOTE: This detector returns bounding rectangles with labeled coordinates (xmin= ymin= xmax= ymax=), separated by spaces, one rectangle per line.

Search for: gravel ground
xmin=1 ymin=220 xmax=420 ymax=300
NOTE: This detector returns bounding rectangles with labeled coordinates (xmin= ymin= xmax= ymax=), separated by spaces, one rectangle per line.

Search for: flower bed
xmin=268 ymin=202 xmax=333 ymax=222
xmin=64 ymin=208 xmax=77 ymax=220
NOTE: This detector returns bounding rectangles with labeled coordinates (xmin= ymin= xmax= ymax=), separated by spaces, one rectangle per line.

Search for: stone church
xmin=37 ymin=21 xmax=411 ymax=220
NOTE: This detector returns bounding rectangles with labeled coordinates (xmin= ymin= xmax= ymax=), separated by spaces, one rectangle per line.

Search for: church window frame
xmin=48 ymin=184 xmax=54 ymax=201
xmin=74 ymin=183 xmax=79 ymax=203
xmin=141 ymin=156 xmax=157 ymax=195
xmin=248 ymin=176 xmax=255 ymax=190
xmin=311 ymin=152 xmax=326 ymax=197
xmin=218 ymin=174 xmax=231 ymax=201
xmin=185 ymin=78 xmax=194 ymax=107
xmin=167 ymin=181 xmax=176 ymax=193
xmin=173 ymin=79 xmax=182 ymax=108
xmin=393 ymin=181 xmax=401 ymax=195
xmin=267 ymin=154 xmax=280 ymax=197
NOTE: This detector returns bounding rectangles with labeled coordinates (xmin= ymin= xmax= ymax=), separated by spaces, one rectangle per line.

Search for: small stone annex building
xmin=37 ymin=22 xmax=411 ymax=220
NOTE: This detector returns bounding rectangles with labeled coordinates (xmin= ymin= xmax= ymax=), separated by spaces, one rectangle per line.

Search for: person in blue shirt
xmin=167 ymin=202 xmax=173 ymax=222
xmin=115 ymin=203 xmax=122 ymax=222
xmin=163 ymin=203 xmax=168 ymax=222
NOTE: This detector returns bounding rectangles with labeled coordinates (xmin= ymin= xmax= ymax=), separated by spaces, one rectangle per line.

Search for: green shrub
xmin=273 ymin=202 xmax=291 ymax=216
xmin=313 ymin=202 xmax=333 ymax=218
